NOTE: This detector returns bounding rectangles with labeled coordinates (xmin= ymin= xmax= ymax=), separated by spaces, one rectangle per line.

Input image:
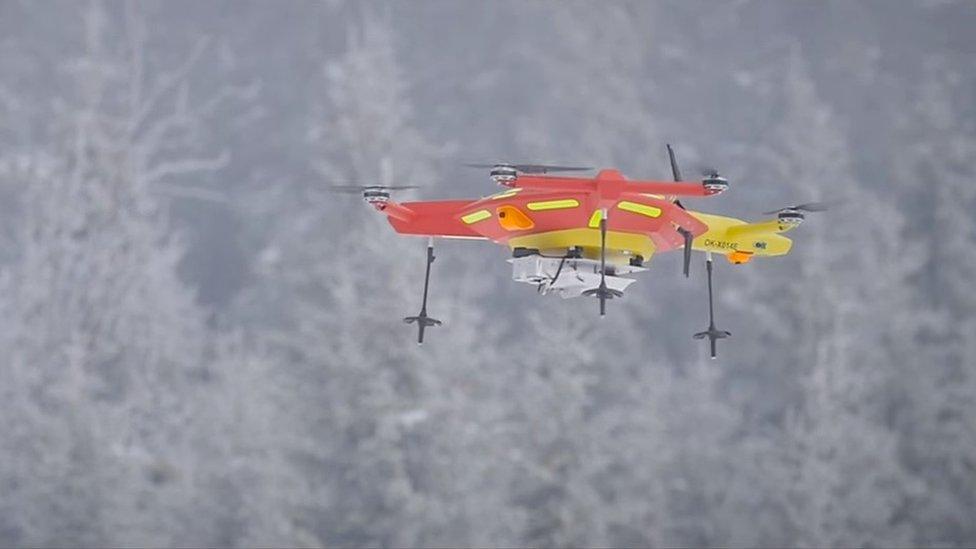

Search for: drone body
xmin=337 ymin=146 xmax=824 ymax=356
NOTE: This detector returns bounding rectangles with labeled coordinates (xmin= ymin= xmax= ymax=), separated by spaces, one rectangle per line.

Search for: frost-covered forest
xmin=1 ymin=1 xmax=975 ymax=547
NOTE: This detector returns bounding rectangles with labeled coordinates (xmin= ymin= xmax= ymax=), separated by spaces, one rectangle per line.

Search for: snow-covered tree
xmin=3 ymin=3 xmax=973 ymax=546
xmin=509 ymin=3 xmax=663 ymax=174
xmin=239 ymin=15 xmax=507 ymax=546
xmin=886 ymin=56 xmax=976 ymax=545
xmin=725 ymin=48 xmax=920 ymax=546
xmin=0 ymin=4 xmax=250 ymax=545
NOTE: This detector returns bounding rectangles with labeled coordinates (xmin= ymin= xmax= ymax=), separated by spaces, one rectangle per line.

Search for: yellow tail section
xmin=506 ymin=212 xmax=794 ymax=267
xmin=687 ymin=211 xmax=794 ymax=259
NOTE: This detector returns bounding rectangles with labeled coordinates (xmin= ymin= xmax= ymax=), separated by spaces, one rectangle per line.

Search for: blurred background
xmin=1 ymin=1 xmax=974 ymax=546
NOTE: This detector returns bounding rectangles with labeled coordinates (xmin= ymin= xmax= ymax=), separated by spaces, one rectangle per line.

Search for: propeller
xmin=762 ymin=201 xmax=832 ymax=215
xmin=677 ymin=227 xmax=693 ymax=278
xmin=699 ymin=165 xmax=730 ymax=195
xmin=666 ymin=144 xmax=683 ymax=182
xmin=700 ymin=166 xmax=721 ymax=178
xmin=667 ymin=144 xmax=694 ymax=277
xmin=463 ymin=163 xmax=592 ymax=174
xmin=324 ymin=183 xmax=420 ymax=206
xmin=328 ymin=184 xmax=419 ymax=193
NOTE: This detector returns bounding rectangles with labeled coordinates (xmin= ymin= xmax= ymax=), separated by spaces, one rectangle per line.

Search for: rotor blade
xmin=463 ymin=163 xmax=591 ymax=173
xmin=679 ymin=228 xmax=693 ymax=278
xmin=762 ymin=200 xmax=833 ymax=215
xmin=327 ymin=184 xmax=419 ymax=193
xmin=794 ymin=201 xmax=832 ymax=212
xmin=515 ymin=164 xmax=592 ymax=174
xmin=666 ymin=144 xmax=683 ymax=182
xmin=329 ymin=186 xmax=370 ymax=194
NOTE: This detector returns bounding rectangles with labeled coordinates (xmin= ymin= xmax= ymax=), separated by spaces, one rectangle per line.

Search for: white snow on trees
xmin=0 ymin=2 xmax=974 ymax=547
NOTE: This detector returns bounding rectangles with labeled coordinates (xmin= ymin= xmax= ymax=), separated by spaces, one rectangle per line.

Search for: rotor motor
xmin=776 ymin=209 xmax=804 ymax=225
xmin=702 ymin=173 xmax=729 ymax=195
xmin=489 ymin=165 xmax=518 ymax=186
xmin=361 ymin=187 xmax=392 ymax=206
xmin=763 ymin=201 xmax=830 ymax=225
xmin=328 ymin=184 xmax=418 ymax=207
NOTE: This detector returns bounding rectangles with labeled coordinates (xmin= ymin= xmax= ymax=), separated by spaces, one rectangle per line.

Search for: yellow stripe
xmin=509 ymin=228 xmax=656 ymax=260
xmin=587 ymin=209 xmax=603 ymax=228
xmin=617 ymin=201 xmax=662 ymax=218
xmin=461 ymin=209 xmax=491 ymax=224
xmin=526 ymin=199 xmax=579 ymax=211
xmin=490 ymin=188 xmax=522 ymax=200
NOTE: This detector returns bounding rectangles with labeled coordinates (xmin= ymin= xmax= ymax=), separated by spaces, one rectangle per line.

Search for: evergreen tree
xmin=240 ymin=15 xmax=502 ymax=546
xmin=0 ymin=4 xmax=246 ymax=545
xmin=888 ymin=56 xmax=976 ymax=545
xmin=728 ymin=49 xmax=919 ymax=546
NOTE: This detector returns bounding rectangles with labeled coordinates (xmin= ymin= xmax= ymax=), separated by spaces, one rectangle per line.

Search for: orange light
xmin=496 ymin=205 xmax=535 ymax=231
xmin=727 ymin=251 xmax=753 ymax=264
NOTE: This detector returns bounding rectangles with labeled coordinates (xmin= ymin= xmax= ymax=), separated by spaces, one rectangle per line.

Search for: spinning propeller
xmin=463 ymin=163 xmax=592 ymax=174
xmin=762 ymin=201 xmax=832 ymax=215
xmin=466 ymin=163 xmax=592 ymax=186
xmin=667 ymin=144 xmax=685 ymax=183
xmin=763 ymin=201 xmax=831 ymax=225
xmin=329 ymin=184 xmax=420 ymax=193
xmin=328 ymin=184 xmax=419 ymax=205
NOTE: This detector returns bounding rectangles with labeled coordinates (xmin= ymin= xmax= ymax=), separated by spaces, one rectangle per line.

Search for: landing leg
xmin=403 ymin=237 xmax=442 ymax=345
xmin=693 ymin=252 xmax=731 ymax=359
xmin=582 ymin=209 xmax=623 ymax=316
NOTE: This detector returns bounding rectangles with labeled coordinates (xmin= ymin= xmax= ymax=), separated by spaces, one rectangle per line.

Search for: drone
xmin=332 ymin=145 xmax=826 ymax=357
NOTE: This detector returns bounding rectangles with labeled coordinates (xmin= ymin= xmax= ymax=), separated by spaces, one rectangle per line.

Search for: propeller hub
xmin=777 ymin=209 xmax=804 ymax=225
xmin=702 ymin=174 xmax=729 ymax=195
xmin=489 ymin=165 xmax=518 ymax=186
xmin=362 ymin=187 xmax=391 ymax=205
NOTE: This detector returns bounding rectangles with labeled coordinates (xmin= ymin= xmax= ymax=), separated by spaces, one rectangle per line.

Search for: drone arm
xmin=624 ymin=180 xmax=711 ymax=197
xmin=386 ymin=199 xmax=487 ymax=239
xmin=511 ymin=176 xmax=598 ymax=193
xmin=514 ymin=176 xmax=710 ymax=197
xmin=667 ymin=205 xmax=710 ymax=235
xmin=725 ymin=218 xmax=798 ymax=238
xmin=375 ymin=200 xmax=415 ymax=222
